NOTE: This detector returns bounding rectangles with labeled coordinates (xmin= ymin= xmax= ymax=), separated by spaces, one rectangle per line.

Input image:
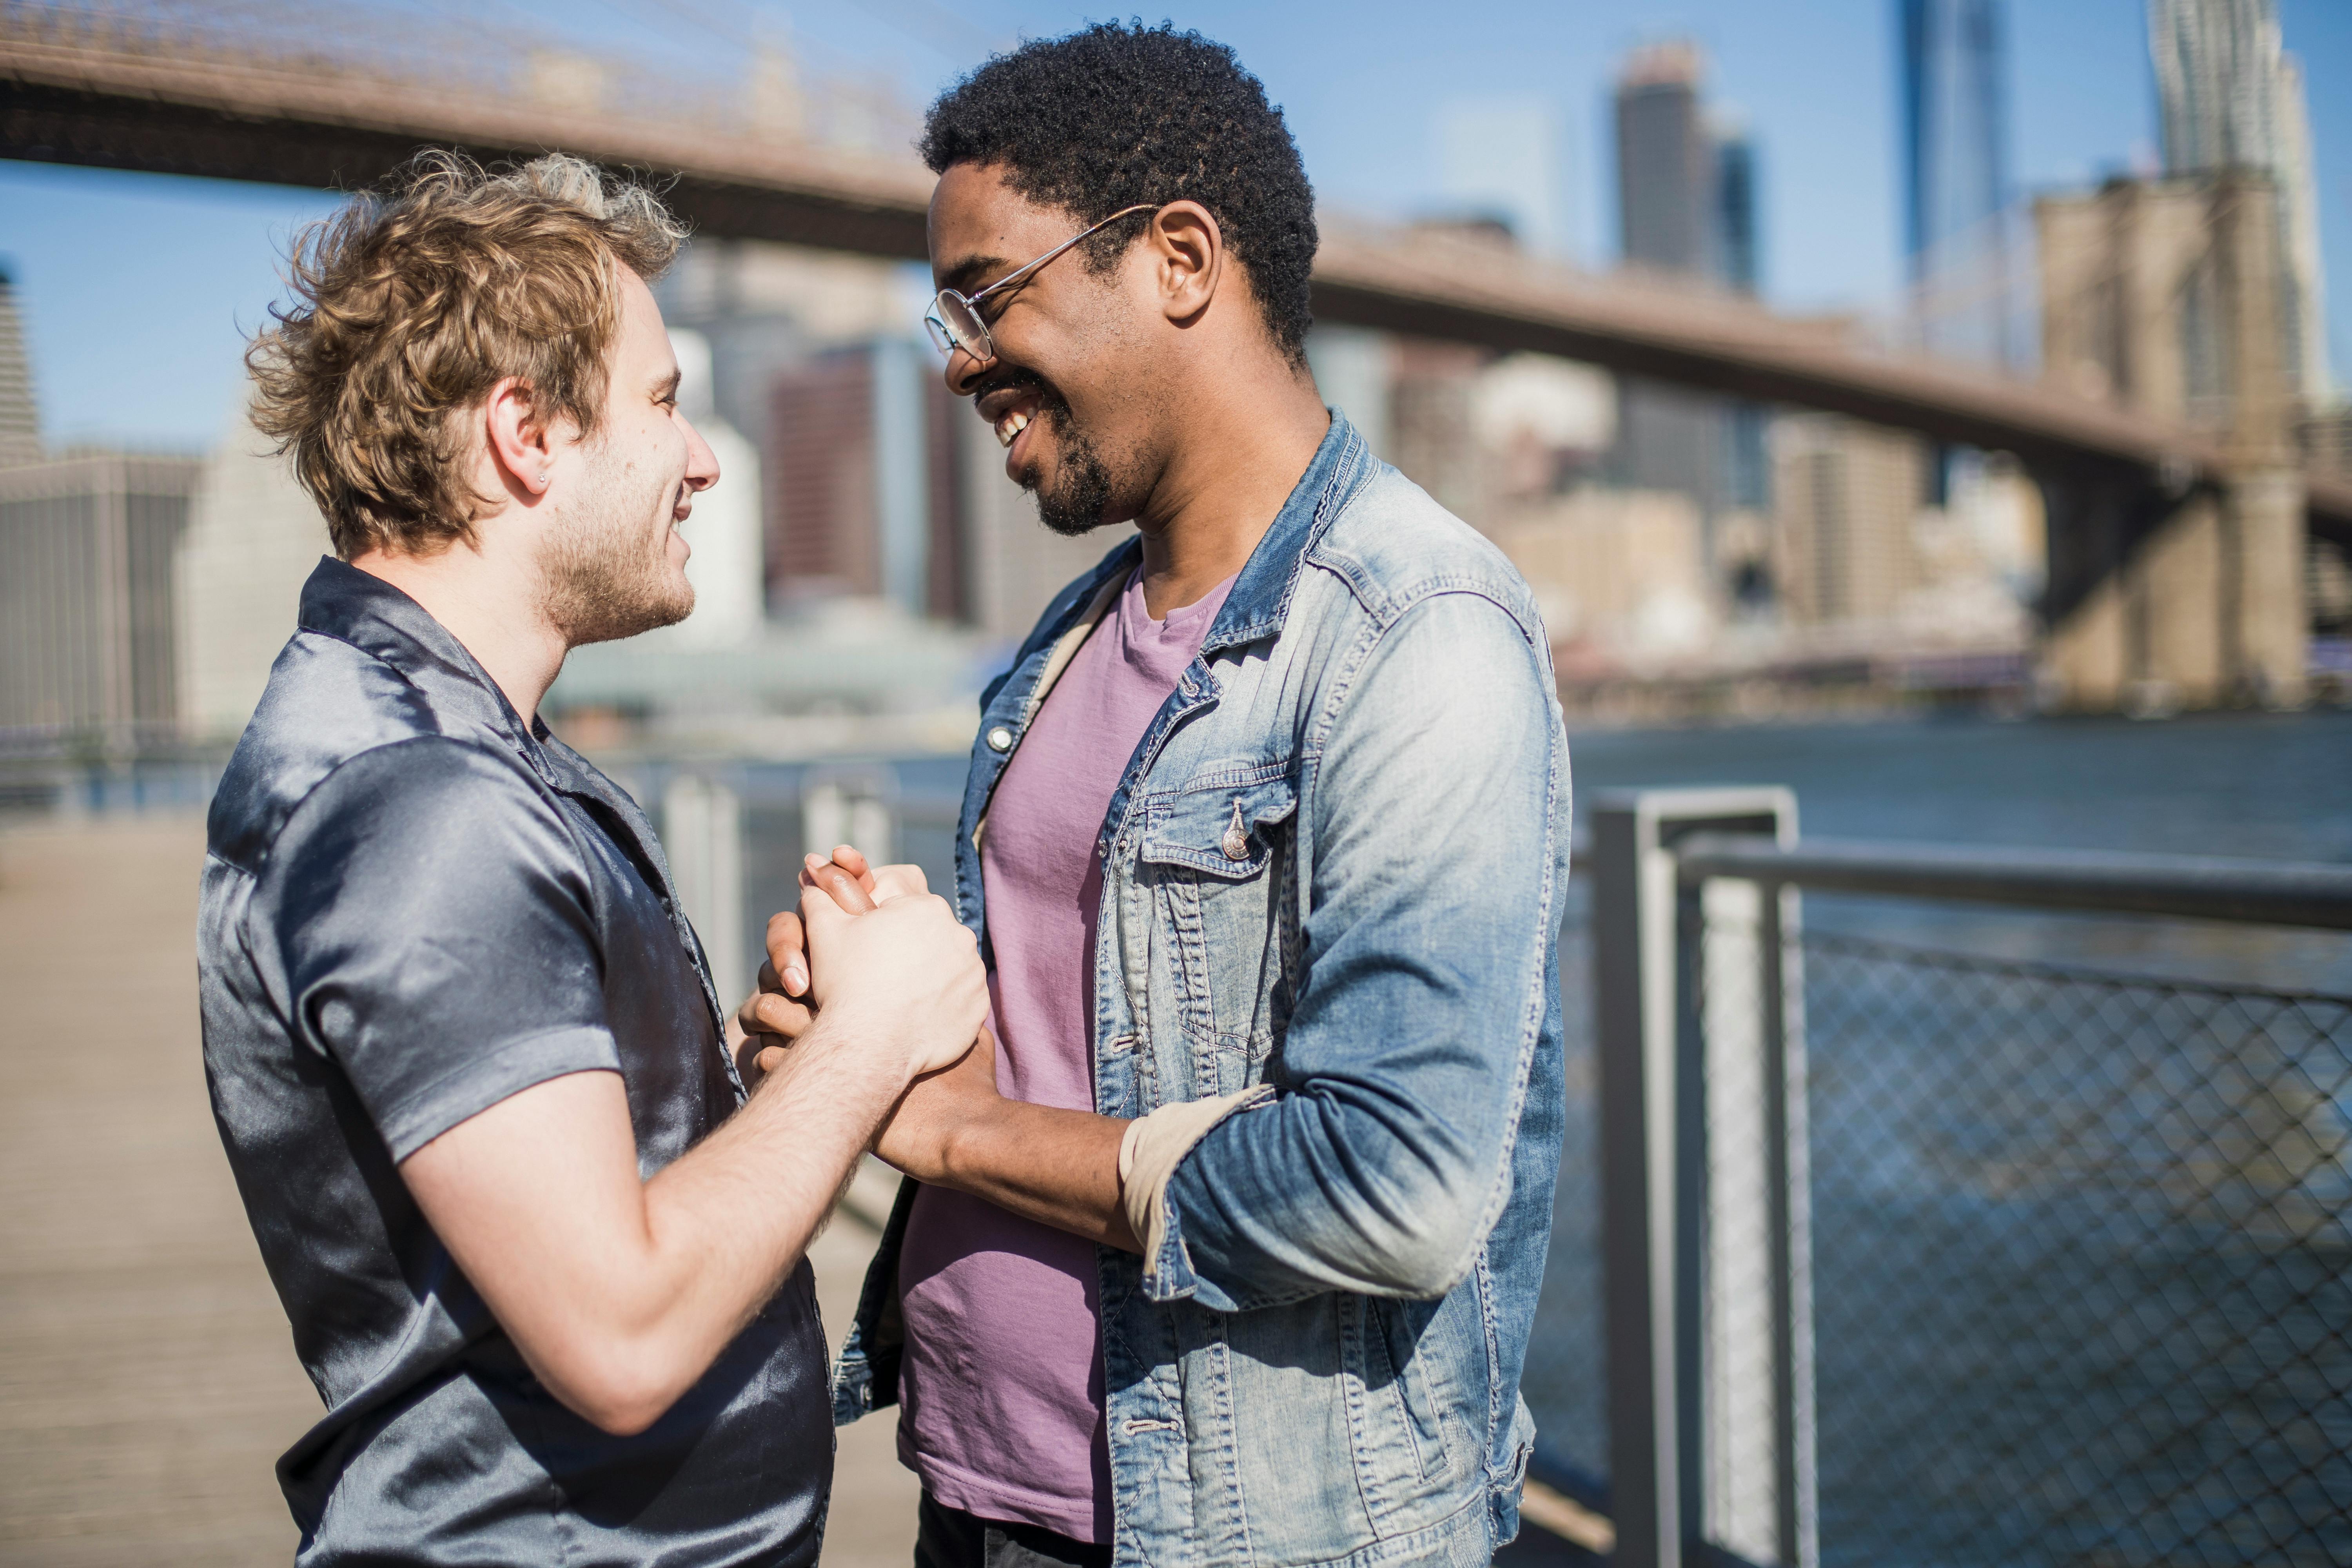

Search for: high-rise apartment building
xmin=1617 ymin=44 xmax=1711 ymax=277
xmin=2 ymin=452 xmax=202 ymax=748
xmin=2149 ymin=0 xmax=2329 ymax=400
xmin=766 ymin=339 xmax=967 ymax=623
xmin=1899 ymin=0 xmax=2017 ymax=367
xmin=174 ymin=416 xmax=329 ymax=741
xmin=1612 ymin=44 xmax=1768 ymax=532
xmin=0 ymin=265 xmax=37 ymax=467
xmin=1772 ymin=416 xmax=1927 ymax=626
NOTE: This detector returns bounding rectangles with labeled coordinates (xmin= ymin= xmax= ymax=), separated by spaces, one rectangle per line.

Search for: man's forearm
xmin=406 ymin=1016 xmax=911 ymax=1437
xmin=639 ymin=1015 xmax=912 ymax=1343
xmin=924 ymin=1102 xmax=1139 ymax=1251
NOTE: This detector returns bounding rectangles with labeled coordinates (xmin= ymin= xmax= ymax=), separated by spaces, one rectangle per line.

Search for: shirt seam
xmin=375 ymin=1023 xmax=618 ymax=1161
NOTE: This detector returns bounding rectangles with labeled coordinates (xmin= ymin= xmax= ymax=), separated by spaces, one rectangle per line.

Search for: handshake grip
xmin=736 ymin=849 xmax=984 ymax=1085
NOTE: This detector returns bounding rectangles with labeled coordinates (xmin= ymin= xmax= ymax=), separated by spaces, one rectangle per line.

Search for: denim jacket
xmin=835 ymin=414 xmax=1572 ymax=1567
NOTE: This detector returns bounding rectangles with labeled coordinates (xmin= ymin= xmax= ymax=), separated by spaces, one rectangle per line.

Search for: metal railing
xmin=1570 ymin=787 xmax=2352 ymax=1568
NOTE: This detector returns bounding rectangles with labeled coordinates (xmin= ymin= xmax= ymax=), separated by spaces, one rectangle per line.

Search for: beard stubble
xmin=537 ymin=434 xmax=697 ymax=646
xmin=1027 ymin=389 xmax=1129 ymax=539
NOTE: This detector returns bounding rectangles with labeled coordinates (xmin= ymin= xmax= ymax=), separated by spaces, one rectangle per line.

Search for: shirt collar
xmin=1200 ymin=409 xmax=1368 ymax=657
xmin=296 ymin=556 xmax=563 ymax=788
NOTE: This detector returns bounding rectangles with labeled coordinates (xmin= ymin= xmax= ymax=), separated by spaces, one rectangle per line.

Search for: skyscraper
xmin=1611 ymin=44 xmax=1768 ymax=525
xmin=2150 ymin=0 xmax=2329 ymax=399
xmin=1713 ymin=116 xmax=1770 ymax=510
xmin=1714 ymin=117 xmax=1759 ymax=296
xmin=1617 ymin=44 xmax=1711 ymax=279
xmin=0 ymin=263 xmax=39 ymax=467
xmin=1898 ymin=0 xmax=2016 ymax=367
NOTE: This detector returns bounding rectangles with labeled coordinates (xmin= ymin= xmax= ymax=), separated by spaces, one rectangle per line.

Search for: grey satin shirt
xmin=198 ymin=559 xmax=829 ymax=1566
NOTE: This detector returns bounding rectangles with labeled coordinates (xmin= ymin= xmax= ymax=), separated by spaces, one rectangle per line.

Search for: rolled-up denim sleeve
xmin=258 ymin=737 xmax=621 ymax=1161
xmin=1150 ymin=588 xmax=1567 ymax=1310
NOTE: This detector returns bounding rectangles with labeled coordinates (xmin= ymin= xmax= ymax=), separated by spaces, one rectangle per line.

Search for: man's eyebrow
xmin=652 ymin=367 xmax=682 ymax=401
xmin=938 ymin=253 xmax=1010 ymax=295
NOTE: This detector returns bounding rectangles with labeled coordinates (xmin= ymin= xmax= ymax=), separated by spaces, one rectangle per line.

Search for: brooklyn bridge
xmin=5 ymin=0 xmax=2344 ymax=710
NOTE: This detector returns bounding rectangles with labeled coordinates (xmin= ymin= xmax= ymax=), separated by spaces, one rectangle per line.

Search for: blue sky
xmin=2 ymin=0 xmax=2345 ymax=449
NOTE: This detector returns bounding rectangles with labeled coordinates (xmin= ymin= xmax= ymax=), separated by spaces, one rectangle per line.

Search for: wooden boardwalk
xmin=0 ymin=815 xmax=915 ymax=1567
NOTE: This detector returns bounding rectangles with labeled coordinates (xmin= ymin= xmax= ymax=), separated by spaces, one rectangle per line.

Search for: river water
xmin=1564 ymin=707 xmax=2352 ymax=994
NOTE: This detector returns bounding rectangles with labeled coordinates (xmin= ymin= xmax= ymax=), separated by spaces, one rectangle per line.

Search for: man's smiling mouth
xmin=977 ymin=374 xmax=1052 ymax=453
xmin=992 ymin=393 xmax=1042 ymax=448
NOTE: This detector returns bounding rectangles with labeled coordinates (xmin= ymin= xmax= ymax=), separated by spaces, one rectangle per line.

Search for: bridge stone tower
xmin=2034 ymin=171 xmax=2305 ymax=710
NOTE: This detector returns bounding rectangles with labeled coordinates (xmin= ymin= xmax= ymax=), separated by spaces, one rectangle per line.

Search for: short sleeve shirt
xmin=198 ymin=559 xmax=830 ymax=1566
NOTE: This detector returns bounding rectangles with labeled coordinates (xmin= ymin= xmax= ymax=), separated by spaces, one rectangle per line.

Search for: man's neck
xmin=1132 ymin=369 xmax=1331 ymax=621
xmin=350 ymin=543 xmax=568 ymax=726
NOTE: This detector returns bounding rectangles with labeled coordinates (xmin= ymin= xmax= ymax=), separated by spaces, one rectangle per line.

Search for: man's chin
xmin=562 ymin=585 xmax=695 ymax=648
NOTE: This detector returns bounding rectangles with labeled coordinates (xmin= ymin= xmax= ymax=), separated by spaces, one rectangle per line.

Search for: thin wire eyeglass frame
xmin=922 ymin=204 xmax=1160 ymax=361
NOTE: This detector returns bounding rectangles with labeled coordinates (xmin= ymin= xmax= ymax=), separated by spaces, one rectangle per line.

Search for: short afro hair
xmin=920 ymin=22 xmax=1318 ymax=366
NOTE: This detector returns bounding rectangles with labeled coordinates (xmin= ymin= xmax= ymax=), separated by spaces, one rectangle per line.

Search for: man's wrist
xmin=780 ymin=1010 xmax=922 ymax=1101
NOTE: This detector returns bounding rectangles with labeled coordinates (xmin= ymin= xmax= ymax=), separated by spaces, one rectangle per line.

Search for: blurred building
xmin=174 ymin=415 xmax=328 ymax=741
xmin=1610 ymin=42 xmax=1768 ymax=545
xmin=1387 ymin=336 xmax=1489 ymax=526
xmin=1771 ymin=416 xmax=1927 ymax=627
xmin=0 ymin=265 xmax=36 ymax=466
xmin=766 ymin=339 xmax=965 ymax=622
xmin=1900 ymin=0 xmax=2019 ymax=370
xmin=1616 ymin=44 xmax=1712 ymax=278
xmin=1489 ymin=487 xmax=1713 ymax=668
xmin=2305 ymin=408 xmax=2352 ymax=478
xmin=1470 ymin=353 xmax=1615 ymax=509
xmin=0 ymin=267 xmax=207 ymax=751
xmin=1305 ymin=325 xmax=1394 ymax=461
xmin=2037 ymin=169 xmax=2306 ymax=705
xmin=2038 ymin=172 xmax=2289 ymax=437
xmin=2150 ymin=0 xmax=2329 ymax=402
xmin=1 ymin=452 xmax=202 ymax=750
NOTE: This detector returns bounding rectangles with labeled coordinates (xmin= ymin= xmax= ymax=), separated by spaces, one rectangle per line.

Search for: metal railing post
xmin=664 ymin=771 xmax=747 ymax=1007
xmin=1593 ymin=787 xmax=1801 ymax=1568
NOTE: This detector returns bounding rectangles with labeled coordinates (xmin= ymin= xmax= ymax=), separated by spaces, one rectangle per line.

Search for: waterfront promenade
xmin=0 ymin=814 xmax=918 ymax=1566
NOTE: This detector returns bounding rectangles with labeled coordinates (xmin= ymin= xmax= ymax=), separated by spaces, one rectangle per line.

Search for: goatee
xmin=1028 ymin=397 xmax=1117 ymax=538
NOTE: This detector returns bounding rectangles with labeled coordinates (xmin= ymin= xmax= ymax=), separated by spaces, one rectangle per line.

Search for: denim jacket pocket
xmin=1134 ymin=768 xmax=1299 ymax=1097
xmin=1138 ymin=769 xmax=1298 ymax=880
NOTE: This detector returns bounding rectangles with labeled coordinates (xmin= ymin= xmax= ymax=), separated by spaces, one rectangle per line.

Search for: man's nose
xmin=680 ymin=415 xmax=720 ymax=492
xmin=944 ymin=342 xmax=993 ymax=397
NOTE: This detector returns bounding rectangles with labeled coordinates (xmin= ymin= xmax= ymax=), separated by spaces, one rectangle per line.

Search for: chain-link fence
xmin=1577 ymin=790 xmax=2352 ymax=1568
xmin=1780 ymin=927 xmax=2352 ymax=1568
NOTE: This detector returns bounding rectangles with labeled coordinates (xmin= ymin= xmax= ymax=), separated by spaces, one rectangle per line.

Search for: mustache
xmin=975 ymin=365 xmax=1072 ymax=417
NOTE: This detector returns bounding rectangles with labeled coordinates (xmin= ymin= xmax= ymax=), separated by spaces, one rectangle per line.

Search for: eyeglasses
xmin=923 ymin=204 xmax=1159 ymax=362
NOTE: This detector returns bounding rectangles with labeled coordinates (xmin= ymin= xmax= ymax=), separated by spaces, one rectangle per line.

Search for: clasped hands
xmin=733 ymin=846 xmax=1002 ymax=1183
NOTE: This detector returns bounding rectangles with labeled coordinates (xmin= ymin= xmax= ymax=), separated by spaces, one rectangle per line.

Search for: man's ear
xmin=482 ymin=376 xmax=552 ymax=500
xmin=1147 ymin=201 xmax=1224 ymax=327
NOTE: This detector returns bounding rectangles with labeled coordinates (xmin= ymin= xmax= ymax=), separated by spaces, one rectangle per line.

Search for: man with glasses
xmin=749 ymin=23 xmax=1572 ymax=1568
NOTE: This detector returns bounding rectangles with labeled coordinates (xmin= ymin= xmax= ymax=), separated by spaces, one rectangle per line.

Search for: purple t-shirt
xmin=896 ymin=566 xmax=1236 ymax=1541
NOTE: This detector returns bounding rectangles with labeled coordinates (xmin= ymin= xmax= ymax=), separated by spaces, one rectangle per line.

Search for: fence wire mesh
xmin=1761 ymin=922 xmax=2352 ymax=1568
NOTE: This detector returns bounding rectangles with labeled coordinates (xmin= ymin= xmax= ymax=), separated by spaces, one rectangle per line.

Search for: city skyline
xmin=0 ymin=0 xmax=2345 ymax=451
xmin=1900 ymin=0 xmax=2020 ymax=368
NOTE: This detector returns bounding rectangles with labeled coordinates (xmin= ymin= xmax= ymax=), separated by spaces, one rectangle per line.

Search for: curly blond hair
xmin=248 ymin=151 xmax=688 ymax=559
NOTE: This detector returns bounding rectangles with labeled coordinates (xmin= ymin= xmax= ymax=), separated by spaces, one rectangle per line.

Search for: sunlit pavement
xmin=0 ymin=815 xmax=916 ymax=1566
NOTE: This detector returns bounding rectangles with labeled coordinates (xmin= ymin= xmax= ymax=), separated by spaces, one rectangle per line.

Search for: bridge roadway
xmin=4 ymin=19 xmax=2349 ymax=532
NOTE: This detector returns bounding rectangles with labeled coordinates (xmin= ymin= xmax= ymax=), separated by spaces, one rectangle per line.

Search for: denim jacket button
xmin=1220 ymin=799 xmax=1250 ymax=860
xmin=985 ymin=725 xmax=1014 ymax=753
